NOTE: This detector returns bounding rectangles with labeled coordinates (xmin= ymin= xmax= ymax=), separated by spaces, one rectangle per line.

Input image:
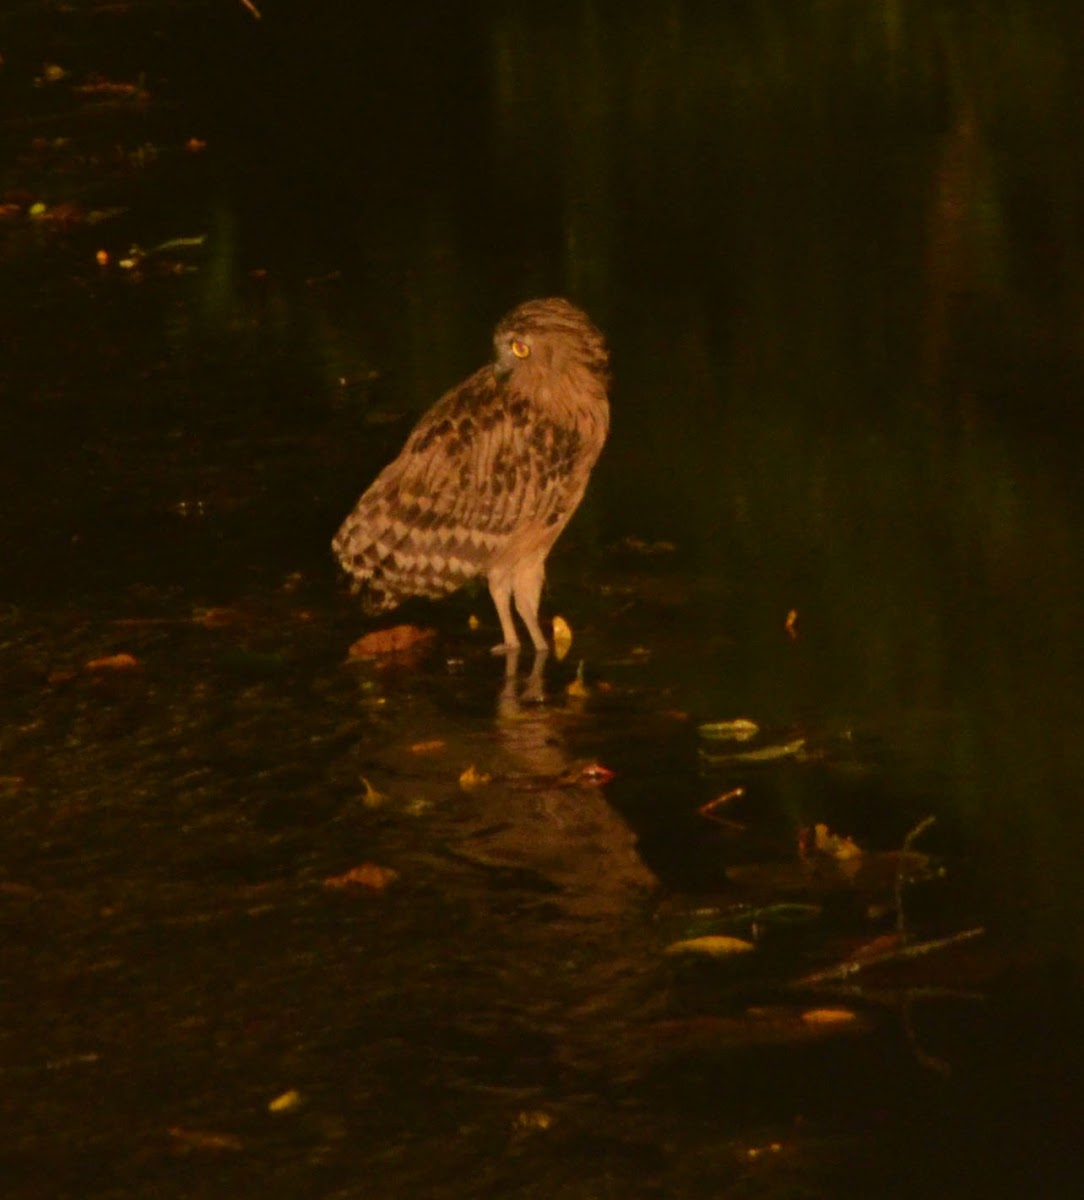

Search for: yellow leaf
xmin=566 ymin=660 xmax=588 ymax=698
xmin=801 ymin=1008 xmax=858 ymax=1026
xmin=468 ymin=613 xmax=480 ymax=631
xmin=698 ymin=718 xmax=759 ymax=741
xmin=268 ymin=1089 xmax=301 ymax=1113
xmin=664 ymin=935 xmax=755 ymax=957
xmin=551 ymin=615 xmax=572 ymax=660
xmin=459 ymin=764 xmax=491 ymax=790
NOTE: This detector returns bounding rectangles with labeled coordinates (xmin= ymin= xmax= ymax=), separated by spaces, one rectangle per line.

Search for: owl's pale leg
xmin=512 ymin=557 xmax=548 ymax=652
xmin=488 ymin=572 xmax=521 ymax=654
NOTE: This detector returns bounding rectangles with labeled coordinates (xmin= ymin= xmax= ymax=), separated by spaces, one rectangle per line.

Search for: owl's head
xmin=493 ymin=298 xmax=609 ymax=384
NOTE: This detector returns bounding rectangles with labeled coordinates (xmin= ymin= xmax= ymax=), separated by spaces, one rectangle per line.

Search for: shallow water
xmin=3 ymin=3 xmax=1084 ymax=1197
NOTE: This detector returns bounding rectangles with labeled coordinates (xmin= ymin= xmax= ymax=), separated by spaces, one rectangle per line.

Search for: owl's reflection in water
xmin=447 ymin=651 xmax=656 ymax=924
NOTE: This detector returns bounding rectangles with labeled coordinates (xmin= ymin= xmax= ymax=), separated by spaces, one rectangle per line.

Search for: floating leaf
xmin=268 ymin=1089 xmax=301 ymax=1113
xmin=323 ymin=863 xmax=399 ymax=891
xmin=551 ymin=615 xmax=573 ymax=660
xmin=700 ymin=736 xmax=806 ymax=764
xmin=410 ymin=739 xmax=445 ymax=755
xmin=697 ymin=718 xmax=759 ymax=742
xmin=85 ymin=653 xmax=139 ymax=671
xmin=459 ymin=764 xmax=491 ymax=790
xmin=664 ymin=935 xmax=755 ymax=957
xmin=785 ymin=609 xmax=799 ymax=639
xmin=468 ymin=613 xmax=481 ymax=631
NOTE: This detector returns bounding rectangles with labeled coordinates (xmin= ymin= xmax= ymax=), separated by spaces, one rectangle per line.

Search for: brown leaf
xmin=348 ymin=625 xmax=436 ymax=661
xmin=85 ymin=653 xmax=139 ymax=671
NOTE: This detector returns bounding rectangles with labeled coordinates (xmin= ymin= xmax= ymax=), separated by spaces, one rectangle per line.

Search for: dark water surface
xmin=3 ymin=3 xmax=1084 ymax=1196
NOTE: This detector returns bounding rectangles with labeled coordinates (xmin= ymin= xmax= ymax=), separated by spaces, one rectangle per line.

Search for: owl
xmin=332 ymin=298 xmax=610 ymax=653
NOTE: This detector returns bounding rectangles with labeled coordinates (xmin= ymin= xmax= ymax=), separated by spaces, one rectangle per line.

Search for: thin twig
xmin=896 ymin=814 xmax=937 ymax=938
xmin=796 ymin=926 xmax=985 ymax=986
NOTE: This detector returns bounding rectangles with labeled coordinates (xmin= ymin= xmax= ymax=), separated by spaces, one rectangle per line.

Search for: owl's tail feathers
xmin=332 ymin=516 xmax=480 ymax=614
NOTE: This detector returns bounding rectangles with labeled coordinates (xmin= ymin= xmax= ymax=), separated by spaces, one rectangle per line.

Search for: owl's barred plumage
xmin=332 ymin=298 xmax=610 ymax=651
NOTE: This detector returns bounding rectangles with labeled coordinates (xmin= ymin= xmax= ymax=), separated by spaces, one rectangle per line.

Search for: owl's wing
xmin=333 ymin=365 xmax=600 ymax=612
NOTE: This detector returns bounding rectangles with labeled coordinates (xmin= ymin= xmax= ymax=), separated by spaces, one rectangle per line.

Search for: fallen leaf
xmin=409 ymin=739 xmax=445 ymax=755
xmin=459 ymin=764 xmax=491 ymax=790
xmin=348 ymin=624 xmax=436 ymax=661
xmin=192 ymin=607 xmax=238 ymax=628
xmin=323 ymin=863 xmax=399 ymax=891
xmin=268 ymin=1089 xmax=301 ymax=1114
xmin=801 ymin=1007 xmax=858 ymax=1026
xmin=468 ymin=613 xmax=481 ymax=631
xmin=512 ymin=1110 xmax=553 ymax=1132
xmin=698 ymin=718 xmax=760 ymax=741
xmin=551 ymin=615 xmax=573 ymax=660
xmin=575 ymin=762 xmax=615 ymax=786
xmin=699 ymin=736 xmax=806 ymax=764
xmin=566 ymin=660 xmax=588 ymax=698
xmin=168 ymin=1127 xmax=243 ymax=1152
xmin=785 ymin=609 xmax=799 ymax=639
xmin=800 ymin=823 xmax=863 ymax=862
xmin=664 ymin=935 xmax=755 ymax=957
xmin=85 ymin=653 xmax=139 ymax=671
xmin=360 ymin=777 xmax=385 ymax=808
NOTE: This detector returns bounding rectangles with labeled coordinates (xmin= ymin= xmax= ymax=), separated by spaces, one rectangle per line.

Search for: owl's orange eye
xmin=511 ymin=340 xmax=530 ymax=359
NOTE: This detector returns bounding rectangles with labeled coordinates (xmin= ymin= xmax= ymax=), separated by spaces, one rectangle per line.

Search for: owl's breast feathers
xmin=333 ymin=360 xmax=608 ymax=613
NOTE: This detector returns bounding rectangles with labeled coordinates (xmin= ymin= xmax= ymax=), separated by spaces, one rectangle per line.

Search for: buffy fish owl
xmin=332 ymin=298 xmax=610 ymax=652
